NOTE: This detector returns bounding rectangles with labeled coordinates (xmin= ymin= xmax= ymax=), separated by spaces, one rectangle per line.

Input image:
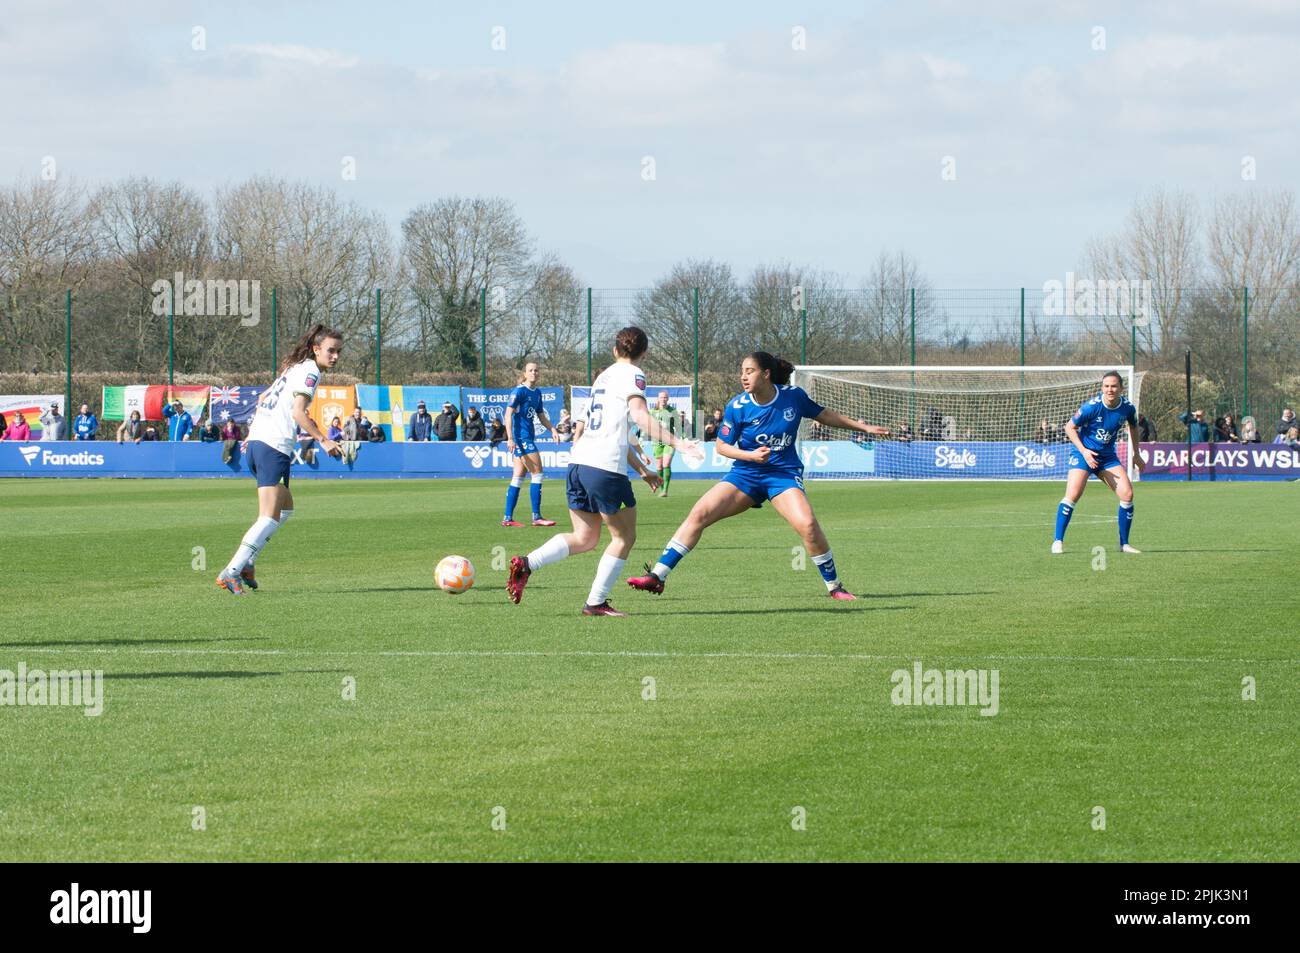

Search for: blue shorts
xmin=1069 ymin=447 xmax=1122 ymax=474
xmin=248 ymin=439 xmax=292 ymax=488
xmin=566 ymin=463 xmax=636 ymax=514
xmin=513 ymin=438 xmax=538 ymax=458
xmin=723 ymin=467 xmax=805 ymax=507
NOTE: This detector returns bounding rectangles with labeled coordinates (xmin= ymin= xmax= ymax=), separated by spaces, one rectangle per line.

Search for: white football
xmin=435 ymin=555 xmax=475 ymax=594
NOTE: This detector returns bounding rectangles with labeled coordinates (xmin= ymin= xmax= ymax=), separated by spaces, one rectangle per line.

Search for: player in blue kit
xmin=502 ymin=361 xmax=558 ymax=527
xmin=1052 ymin=370 xmax=1146 ymax=555
xmin=627 ymin=351 xmax=889 ymax=600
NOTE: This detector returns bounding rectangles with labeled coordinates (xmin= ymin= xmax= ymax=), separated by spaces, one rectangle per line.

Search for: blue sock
xmin=651 ymin=539 xmax=690 ymax=579
xmin=504 ymin=480 xmax=521 ymax=520
xmin=812 ymin=549 xmax=838 ymax=589
xmin=1119 ymin=500 xmax=1134 ymax=546
xmin=530 ymin=477 xmax=542 ymax=518
xmin=1054 ymin=499 xmax=1074 ymax=541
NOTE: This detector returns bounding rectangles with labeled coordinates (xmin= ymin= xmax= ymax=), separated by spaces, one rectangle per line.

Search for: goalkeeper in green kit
xmin=649 ymin=391 xmax=679 ymax=497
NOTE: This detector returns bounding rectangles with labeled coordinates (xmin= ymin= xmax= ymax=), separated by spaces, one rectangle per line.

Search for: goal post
xmin=791 ymin=365 xmax=1143 ymax=480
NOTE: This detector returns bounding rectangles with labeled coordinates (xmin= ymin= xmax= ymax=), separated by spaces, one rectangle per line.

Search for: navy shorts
xmin=248 ymin=439 xmax=292 ymax=488
xmin=566 ymin=463 xmax=636 ymax=514
xmin=512 ymin=438 xmax=539 ymax=458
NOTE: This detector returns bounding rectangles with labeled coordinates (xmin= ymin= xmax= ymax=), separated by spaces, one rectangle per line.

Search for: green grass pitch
xmin=1 ymin=475 xmax=1296 ymax=861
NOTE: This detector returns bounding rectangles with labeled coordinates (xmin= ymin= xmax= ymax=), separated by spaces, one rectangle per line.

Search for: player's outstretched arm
xmin=814 ymin=408 xmax=889 ymax=437
xmin=630 ymin=397 xmax=701 ymax=459
xmin=291 ymin=395 xmax=340 ymax=458
xmin=537 ymin=410 xmax=555 ymax=439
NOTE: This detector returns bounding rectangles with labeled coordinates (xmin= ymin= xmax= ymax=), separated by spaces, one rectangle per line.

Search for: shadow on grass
xmin=101 ymin=668 xmax=348 ymax=681
xmin=654 ymin=605 xmax=916 ymax=616
xmin=0 ymin=637 xmax=270 ymax=648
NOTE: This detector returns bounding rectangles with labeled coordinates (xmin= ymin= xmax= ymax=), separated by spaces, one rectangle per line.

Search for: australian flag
xmin=210 ymin=385 xmax=265 ymax=424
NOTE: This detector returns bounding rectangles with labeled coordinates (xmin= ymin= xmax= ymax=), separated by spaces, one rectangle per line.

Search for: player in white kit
xmin=217 ymin=324 xmax=343 ymax=594
xmin=506 ymin=327 xmax=701 ymax=615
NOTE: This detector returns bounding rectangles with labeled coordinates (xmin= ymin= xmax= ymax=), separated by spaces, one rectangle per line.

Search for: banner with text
xmin=1137 ymin=442 xmax=1300 ymax=481
xmin=0 ymin=395 xmax=62 ymax=435
xmin=460 ymin=387 xmax=564 ymax=428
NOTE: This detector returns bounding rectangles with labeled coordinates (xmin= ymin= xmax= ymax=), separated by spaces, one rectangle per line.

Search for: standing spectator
xmin=1178 ymin=409 xmax=1211 ymax=442
xmin=1216 ymin=413 xmax=1240 ymax=443
xmin=433 ymin=401 xmax=459 ymax=441
xmin=488 ymin=414 xmax=507 ymax=448
xmin=552 ymin=407 xmax=574 ymax=443
xmin=142 ymin=426 xmax=159 ymax=441
xmin=117 ymin=410 xmax=144 ymax=443
xmin=162 ymin=399 xmax=194 ymax=441
xmin=40 ymin=403 xmax=66 ymax=441
xmin=326 ymin=416 xmax=343 ymax=441
xmin=463 ymin=406 xmax=487 ymax=441
xmin=368 ymin=423 xmax=387 ymax=442
xmin=896 ymin=422 xmax=913 ymax=443
xmin=407 ymin=401 xmax=434 ymax=441
xmin=73 ymin=404 xmax=97 ymax=440
xmin=1035 ymin=418 xmax=1056 ymax=444
xmin=343 ymin=408 xmax=370 ymax=442
xmin=2 ymin=411 xmax=32 ymax=440
xmin=0 ymin=411 xmax=6 ymax=435
xmin=1138 ymin=413 xmax=1157 ymax=442
xmin=703 ymin=407 xmax=723 ymax=441
xmin=1276 ymin=426 xmax=1300 ymax=448
xmin=1278 ymin=408 xmax=1297 ymax=436
xmin=199 ymin=419 xmax=221 ymax=442
xmin=1240 ymin=416 xmax=1261 ymax=443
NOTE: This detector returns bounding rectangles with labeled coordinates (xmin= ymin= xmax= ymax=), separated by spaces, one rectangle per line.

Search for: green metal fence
xmin=2 ymin=285 xmax=1292 ymax=441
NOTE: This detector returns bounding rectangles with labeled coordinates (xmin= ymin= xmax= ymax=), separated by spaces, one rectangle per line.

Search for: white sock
xmin=251 ymin=509 xmax=292 ymax=565
xmin=587 ymin=552 xmax=626 ymax=606
xmin=510 ymin=476 xmax=523 ymax=488
xmin=530 ymin=473 xmax=543 ymax=484
xmin=225 ymin=516 xmax=280 ymax=575
xmin=526 ymin=534 xmax=570 ymax=571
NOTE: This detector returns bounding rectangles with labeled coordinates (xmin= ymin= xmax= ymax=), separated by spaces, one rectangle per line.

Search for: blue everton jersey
xmin=509 ymin=386 xmax=544 ymax=440
xmin=1071 ymin=393 xmax=1136 ymax=451
xmin=720 ymin=385 xmax=824 ymax=473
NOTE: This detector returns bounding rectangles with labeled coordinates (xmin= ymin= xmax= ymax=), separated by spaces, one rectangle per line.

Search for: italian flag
xmin=101 ymin=385 xmax=211 ymax=421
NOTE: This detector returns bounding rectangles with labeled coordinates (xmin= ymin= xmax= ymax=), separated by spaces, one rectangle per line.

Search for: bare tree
xmin=90 ymin=177 xmax=210 ymax=372
xmin=0 ymin=178 xmax=98 ymax=372
xmin=1083 ymin=188 xmax=1200 ymax=358
xmin=401 ymin=196 xmax=535 ymax=373
xmin=510 ymin=259 xmax=585 ymax=369
xmin=211 ymin=177 xmax=399 ymax=376
xmin=633 ymin=259 xmax=743 ymax=375
xmin=857 ymin=250 xmax=938 ymax=364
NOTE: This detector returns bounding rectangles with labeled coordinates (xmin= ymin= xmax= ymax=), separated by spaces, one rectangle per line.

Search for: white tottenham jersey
xmin=247 ymin=359 xmax=322 ymax=456
xmin=570 ymin=361 xmax=647 ymax=474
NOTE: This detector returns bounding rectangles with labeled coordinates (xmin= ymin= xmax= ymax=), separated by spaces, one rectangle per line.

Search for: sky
xmin=2 ymin=0 xmax=1297 ymax=288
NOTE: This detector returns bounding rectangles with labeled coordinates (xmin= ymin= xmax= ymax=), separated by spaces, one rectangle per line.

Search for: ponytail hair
xmin=282 ymin=323 xmax=343 ymax=373
xmin=747 ymin=351 xmax=794 ymax=386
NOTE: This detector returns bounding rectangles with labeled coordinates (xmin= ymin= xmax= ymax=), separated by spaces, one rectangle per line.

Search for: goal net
xmin=791 ymin=365 xmax=1143 ymax=480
